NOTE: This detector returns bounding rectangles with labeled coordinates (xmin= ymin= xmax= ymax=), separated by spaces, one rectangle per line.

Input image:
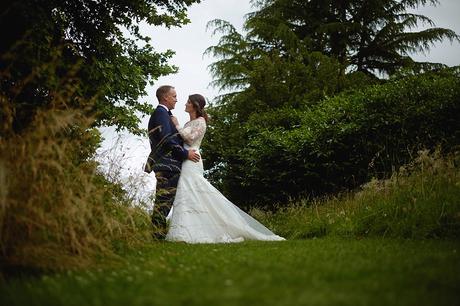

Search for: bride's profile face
xmin=185 ymin=99 xmax=194 ymax=114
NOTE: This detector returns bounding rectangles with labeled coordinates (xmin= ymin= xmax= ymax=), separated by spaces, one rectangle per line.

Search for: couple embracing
xmin=144 ymin=85 xmax=284 ymax=243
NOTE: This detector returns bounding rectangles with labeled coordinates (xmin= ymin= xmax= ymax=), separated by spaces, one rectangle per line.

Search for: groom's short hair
xmin=156 ymin=85 xmax=174 ymax=102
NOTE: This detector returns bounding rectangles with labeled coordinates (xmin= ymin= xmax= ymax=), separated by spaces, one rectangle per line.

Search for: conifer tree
xmin=246 ymin=0 xmax=459 ymax=76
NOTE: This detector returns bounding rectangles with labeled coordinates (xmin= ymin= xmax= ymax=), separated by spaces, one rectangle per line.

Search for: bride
xmin=166 ymin=94 xmax=285 ymax=243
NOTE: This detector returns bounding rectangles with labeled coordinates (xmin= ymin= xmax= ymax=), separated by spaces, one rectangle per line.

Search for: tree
xmin=0 ymin=0 xmax=200 ymax=135
xmin=203 ymin=18 xmax=347 ymax=205
xmin=201 ymin=0 xmax=459 ymax=207
xmin=246 ymin=0 xmax=459 ymax=76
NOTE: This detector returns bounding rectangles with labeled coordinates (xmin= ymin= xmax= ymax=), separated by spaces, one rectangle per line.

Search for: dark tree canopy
xmin=245 ymin=0 xmax=459 ymax=76
xmin=0 ymin=0 xmax=200 ymax=134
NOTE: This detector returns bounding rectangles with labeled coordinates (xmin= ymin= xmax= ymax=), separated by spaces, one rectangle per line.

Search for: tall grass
xmin=95 ymin=132 xmax=156 ymax=212
xmin=0 ymin=66 xmax=151 ymax=273
xmin=253 ymin=149 xmax=460 ymax=239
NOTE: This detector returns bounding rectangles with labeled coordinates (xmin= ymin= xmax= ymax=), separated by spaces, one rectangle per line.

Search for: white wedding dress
xmin=166 ymin=117 xmax=285 ymax=243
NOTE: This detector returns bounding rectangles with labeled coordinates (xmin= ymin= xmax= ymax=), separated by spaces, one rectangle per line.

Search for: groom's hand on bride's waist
xmin=187 ymin=150 xmax=201 ymax=162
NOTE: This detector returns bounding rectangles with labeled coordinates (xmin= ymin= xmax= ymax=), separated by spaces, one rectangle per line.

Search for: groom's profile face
xmin=163 ymin=88 xmax=177 ymax=110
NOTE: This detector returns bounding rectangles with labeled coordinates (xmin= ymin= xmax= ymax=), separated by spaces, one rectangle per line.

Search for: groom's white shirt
xmin=158 ymin=104 xmax=169 ymax=111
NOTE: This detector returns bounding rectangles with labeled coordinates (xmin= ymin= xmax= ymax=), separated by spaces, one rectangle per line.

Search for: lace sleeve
xmin=177 ymin=117 xmax=206 ymax=145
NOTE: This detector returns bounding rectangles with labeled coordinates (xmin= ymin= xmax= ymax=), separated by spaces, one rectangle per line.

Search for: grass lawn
xmin=1 ymin=238 xmax=459 ymax=306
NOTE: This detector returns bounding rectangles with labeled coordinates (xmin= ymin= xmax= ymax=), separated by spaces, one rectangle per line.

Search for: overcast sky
xmin=97 ymin=0 xmax=460 ymax=196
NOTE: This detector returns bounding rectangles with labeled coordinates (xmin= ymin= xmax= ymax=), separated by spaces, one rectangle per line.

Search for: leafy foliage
xmin=0 ymin=0 xmax=204 ymax=269
xmin=246 ymin=0 xmax=460 ymax=76
xmin=203 ymin=1 xmax=459 ymax=208
xmin=0 ymin=0 xmax=200 ymax=135
xmin=203 ymin=68 xmax=460 ymax=208
xmin=205 ymin=18 xmax=356 ymax=110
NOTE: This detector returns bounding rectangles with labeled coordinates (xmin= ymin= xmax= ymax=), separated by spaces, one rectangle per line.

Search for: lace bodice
xmin=176 ymin=117 xmax=206 ymax=150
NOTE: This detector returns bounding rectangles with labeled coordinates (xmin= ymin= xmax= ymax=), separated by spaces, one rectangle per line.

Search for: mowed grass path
xmin=2 ymin=238 xmax=459 ymax=306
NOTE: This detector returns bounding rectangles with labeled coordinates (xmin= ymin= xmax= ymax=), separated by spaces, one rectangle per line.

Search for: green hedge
xmin=253 ymin=150 xmax=460 ymax=239
xmin=235 ymin=69 xmax=460 ymax=207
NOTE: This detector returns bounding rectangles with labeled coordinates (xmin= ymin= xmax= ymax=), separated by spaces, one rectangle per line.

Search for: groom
xmin=144 ymin=85 xmax=200 ymax=239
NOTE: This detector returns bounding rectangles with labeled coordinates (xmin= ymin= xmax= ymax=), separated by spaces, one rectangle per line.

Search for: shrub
xmin=0 ymin=65 xmax=151 ymax=273
xmin=254 ymin=150 xmax=460 ymax=239
xmin=237 ymin=68 xmax=460 ymax=207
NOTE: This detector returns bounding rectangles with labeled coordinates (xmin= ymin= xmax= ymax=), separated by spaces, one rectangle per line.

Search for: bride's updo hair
xmin=189 ymin=94 xmax=209 ymax=122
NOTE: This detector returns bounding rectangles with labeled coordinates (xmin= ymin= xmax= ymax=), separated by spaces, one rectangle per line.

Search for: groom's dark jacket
xmin=144 ymin=105 xmax=188 ymax=173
